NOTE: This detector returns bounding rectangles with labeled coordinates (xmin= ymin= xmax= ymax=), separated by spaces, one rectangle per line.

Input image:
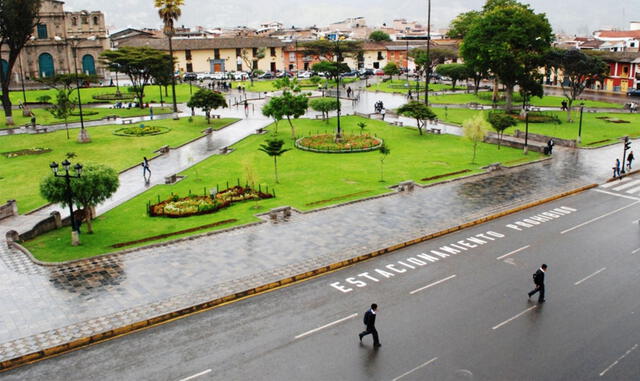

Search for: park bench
xmin=391 ymin=121 xmax=404 ymax=127
xmin=255 ymin=127 xmax=266 ymax=134
xmin=103 ymin=115 xmax=118 ymax=120
xmin=122 ymin=119 xmax=134 ymax=125
xmin=220 ymin=146 xmax=231 ymax=154
xmin=397 ymin=181 xmax=415 ymax=192
xmin=210 ymin=114 xmax=221 ymax=119
xmin=164 ymin=174 xmax=177 ymax=184
xmin=428 ymin=128 xmax=442 ymax=134
xmin=269 ymin=206 xmax=292 ymax=221
xmin=468 ymin=102 xmax=484 ymax=110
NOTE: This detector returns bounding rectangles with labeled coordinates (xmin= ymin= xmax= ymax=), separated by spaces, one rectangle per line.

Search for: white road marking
xmin=599 ymin=344 xmax=638 ymax=377
xmin=391 ymin=357 xmax=439 ymax=381
xmin=612 ymin=180 xmax=640 ymax=192
xmin=574 ymin=267 xmax=607 ymax=286
xmin=632 ymin=247 xmax=640 ymax=254
xmin=496 ymin=245 xmax=530 ymax=260
xmin=492 ymin=306 xmax=537 ymax=330
xmin=600 ymin=177 xmax=632 ymax=188
xmin=178 ymin=369 xmax=212 ymax=381
xmin=410 ymin=275 xmax=457 ymax=295
xmin=294 ymin=313 xmax=358 ymax=339
xmin=626 ymin=185 xmax=640 ymax=194
xmin=592 ymin=189 xmax=640 ymax=201
xmin=561 ymin=202 xmax=640 ymax=234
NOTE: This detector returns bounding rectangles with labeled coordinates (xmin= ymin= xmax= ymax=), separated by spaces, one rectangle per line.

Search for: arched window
xmin=38 ymin=53 xmax=55 ymax=78
xmin=72 ymin=17 xmax=77 ymax=26
xmin=82 ymin=54 xmax=96 ymax=75
xmin=0 ymin=59 xmax=8 ymax=80
xmin=93 ymin=16 xmax=99 ymax=25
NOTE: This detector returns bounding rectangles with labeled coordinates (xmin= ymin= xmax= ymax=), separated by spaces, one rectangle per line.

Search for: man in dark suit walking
xmin=359 ymin=303 xmax=381 ymax=347
xmin=528 ymin=264 xmax=548 ymax=303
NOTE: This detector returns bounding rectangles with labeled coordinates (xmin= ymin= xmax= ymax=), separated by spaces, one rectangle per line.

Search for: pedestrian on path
xmin=149 ymin=106 xmax=154 ymax=120
xmin=381 ymin=108 xmax=386 ymax=121
xmin=614 ymin=158 xmax=621 ymax=178
xmin=547 ymin=139 xmax=554 ymax=155
xmin=244 ymin=100 xmax=249 ymax=116
xmin=347 ymin=86 xmax=352 ymax=98
xmin=528 ymin=264 xmax=547 ymax=303
xmin=628 ymin=151 xmax=635 ymax=171
xmin=359 ymin=303 xmax=381 ymax=347
xmin=561 ymin=100 xmax=568 ymax=111
xmin=142 ymin=157 xmax=151 ymax=181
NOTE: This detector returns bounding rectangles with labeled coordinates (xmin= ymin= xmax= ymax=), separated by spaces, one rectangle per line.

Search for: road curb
xmin=0 ymin=183 xmax=597 ymax=373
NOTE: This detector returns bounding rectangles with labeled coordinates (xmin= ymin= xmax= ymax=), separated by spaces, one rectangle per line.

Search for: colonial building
xmin=0 ymin=0 xmax=109 ymax=84
xmin=122 ymin=37 xmax=286 ymax=74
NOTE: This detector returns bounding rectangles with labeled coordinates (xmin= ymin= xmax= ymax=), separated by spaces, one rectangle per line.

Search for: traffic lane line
xmin=496 ymin=245 xmax=530 ymax=260
xmin=560 ymin=201 xmax=640 ymax=234
xmin=410 ymin=274 xmax=456 ymax=295
xmin=178 ymin=369 xmax=212 ymax=381
xmin=632 ymin=247 xmax=640 ymax=254
xmin=599 ymin=344 xmax=638 ymax=377
xmin=592 ymin=189 xmax=640 ymax=201
xmin=574 ymin=267 xmax=607 ymax=286
xmin=492 ymin=306 xmax=537 ymax=330
xmin=294 ymin=313 xmax=358 ymax=339
xmin=391 ymin=357 xmax=438 ymax=381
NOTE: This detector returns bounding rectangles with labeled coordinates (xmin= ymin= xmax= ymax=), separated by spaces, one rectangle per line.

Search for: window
xmin=237 ymin=62 xmax=242 ymax=71
xmin=71 ymin=17 xmax=77 ymax=26
xmin=93 ymin=16 xmax=99 ymax=25
xmin=252 ymin=60 xmax=258 ymax=70
xmin=82 ymin=16 xmax=88 ymax=25
xmin=623 ymin=66 xmax=629 ymax=75
xmin=373 ymin=62 xmax=380 ymax=69
xmin=214 ymin=49 xmax=220 ymax=60
xmin=37 ymin=24 xmax=48 ymax=39
xmin=270 ymin=47 xmax=276 ymax=57
xmin=270 ymin=62 xmax=276 ymax=72
xmin=289 ymin=64 xmax=294 ymax=70
xmin=236 ymin=48 xmax=241 ymax=57
xmin=185 ymin=49 xmax=192 ymax=60
xmin=252 ymin=48 xmax=258 ymax=57
xmin=377 ymin=51 xmax=384 ymax=60
xmin=186 ymin=63 xmax=193 ymax=72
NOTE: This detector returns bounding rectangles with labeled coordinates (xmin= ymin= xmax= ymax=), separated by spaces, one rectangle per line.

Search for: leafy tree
xmin=309 ymin=76 xmax=322 ymax=86
xmin=463 ymin=113 xmax=488 ymax=163
xmin=378 ymin=143 xmax=390 ymax=182
xmin=258 ymin=139 xmax=290 ymax=184
xmin=101 ymin=47 xmax=172 ymax=108
xmin=435 ymin=63 xmax=469 ymax=90
xmin=154 ymin=0 xmax=183 ymax=113
xmin=460 ymin=2 xmax=552 ymax=112
xmin=369 ymin=30 xmax=391 ymax=42
xmin=309 ymin=97 xmax=339 ymax=123
xmin=487 ymin=112 xmax=517 ymax=149
xmin=48 ymin=90 xmax=75 ymax=140
xmin=37 ymin=73 xmax=99 ymax=96
xmin=0 ymin=0 xmax=42 ymax=125
xmin=40 ymin=164 xmax=119 ymax=234
xmin=262 ymin=97 xmax=284 ymax=133
xmin=273 ymin=76 xmax=301 ymax=92
xmin=267 ymin=91 xmax=308 ymax=138
xmin=546 ymin=48 xmax=608 ymax=121
xmin=410 ymin=47 xmax=457 ymax=100
xmin=150 ymin=53 xmax=175 ymax=106
xmin=447 ymin=11 xmax=481 ymax=39
xmin=241 ymin=47 xmax=266 ymax=85
xmin=383 ymin=62 xmax=400 ymax=80
xmin=357 ymin=121 xmax=367 ymax=135
xmin=186 ymin=89 xmax=228 ymax=124
xmin=397 ymin=101 xmax=437 ymax=135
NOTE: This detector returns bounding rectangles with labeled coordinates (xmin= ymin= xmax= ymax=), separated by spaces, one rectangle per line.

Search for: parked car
xmin=276 ymin=71 xmax=294 ymax=78
xmin=183 ymin=72 xmax=197 ymax=81
xmin=231 ymin=71 xmax=249 ymax=80
xmin=341 ymin=70 xmax=359 ymax=78
xmin=210 ymin=72 xmax=227 ymax=80
xmin=374 ymin=69 xmax=385 ymax=76
xmin=258 ymin=72 xmax=275 ymax=79
xmin=627 ymin=89 xmax=640 ymax=97
xmin=359 ymin=69 xmax=375 ymax=77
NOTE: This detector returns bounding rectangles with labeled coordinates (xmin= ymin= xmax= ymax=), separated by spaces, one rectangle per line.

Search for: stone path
xmin=0 ymin=86 xmax=625 ymax=362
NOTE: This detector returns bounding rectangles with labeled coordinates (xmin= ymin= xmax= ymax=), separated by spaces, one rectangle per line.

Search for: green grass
xmin=433 ymin=107 xmax=640 ymax=147
xmin=429 ymin=92 xmax=623 ymax=109
xmin=367 ymin=80 xmax=465 ymax=94
xmin=231 ymin=78 xmax=359 ymax=93
xmin=0 ymin=117 xmax=239 ymax=213
xmin=24 ymin=116 xmax=542 ymax=262
xmin=1 ymin=106 xmax=173 ymax=129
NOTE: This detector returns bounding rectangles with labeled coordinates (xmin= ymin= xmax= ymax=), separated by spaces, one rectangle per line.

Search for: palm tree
xmin=379 ymin=143 xmax=390 ymax=182
xmin=258 ymin=139 xmax=290 ymax=184
xmin=154 ymin=0 xmax=184 ymax=114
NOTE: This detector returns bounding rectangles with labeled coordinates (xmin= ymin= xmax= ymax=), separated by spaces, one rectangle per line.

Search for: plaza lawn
xmin=0 ymin=117 xmax=239 ymax=213
xmin=24 ymin=116 xmax=543 ymax=262
xmin=429 ymin=92 xmax=624 ymax=109
xmin=432 ymin=107 xmax=640 ymax=147
xmin=1 ymin=106 xmax=173 ymax=128
xmin=231 ymin=78 xmax=359 ymax=93
xmin=367 ymin=80 xmax=465 ymax=94
xmin=7 ymin=84 xmax=197 ymax=106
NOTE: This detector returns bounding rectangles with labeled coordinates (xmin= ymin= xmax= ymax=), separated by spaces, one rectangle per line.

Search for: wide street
xmin=4 ymin=182 xmax=639 ymax=381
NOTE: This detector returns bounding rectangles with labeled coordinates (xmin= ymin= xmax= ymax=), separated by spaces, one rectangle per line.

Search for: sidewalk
xmin=0 ymin=89 xmax=624 ymax=365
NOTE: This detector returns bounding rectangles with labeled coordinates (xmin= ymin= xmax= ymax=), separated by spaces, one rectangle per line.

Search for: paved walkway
xmin=0 ymin=87 xmax=625 ymax=362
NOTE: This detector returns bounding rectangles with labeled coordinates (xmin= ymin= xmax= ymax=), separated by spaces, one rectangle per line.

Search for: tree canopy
xmin=264 ymin=92 xmax=308 ymax=138
xmin=397 ymin=101 xmax=437 ymax=135
xmin=487 ymin=112 xmax=517 ymax=148
xmin=302 ymin=40 xmax=362 ymax=63
xmin=309 ymin=97 xmax=339 ymax=123
xmin=447 ymin=11 xmax=481 ymax=39
xmin=383 ymin=62 xmax=400 ymax=79
xmin=187 ymin=89 xmax=228 ymax=124
xmin=435 ymin=63 xmax=470 ymax=89
xmin=369 ymin=30 xmax=391 ymax=42
xmin=258 ymin=139 xmax=290 ymax=183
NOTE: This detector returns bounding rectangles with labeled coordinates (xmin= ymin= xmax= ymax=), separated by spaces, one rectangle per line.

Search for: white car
xmin=297 ymin=71 xmax=312 ymax=79
xmin=231 ymin=72 xmax=249 ymax=80
xmin=211 ymin=72 xmax=227 ymax=80
xmin=196 ymin=73 xmax=211 ymax=80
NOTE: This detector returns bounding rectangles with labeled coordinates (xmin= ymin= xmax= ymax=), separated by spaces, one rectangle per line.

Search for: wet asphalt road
xmin=3 ymin=187 xmax=640 ymax=381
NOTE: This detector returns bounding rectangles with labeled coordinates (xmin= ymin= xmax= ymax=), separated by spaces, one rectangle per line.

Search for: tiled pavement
xmin=0 ymin=88 xmax=624 ymax=363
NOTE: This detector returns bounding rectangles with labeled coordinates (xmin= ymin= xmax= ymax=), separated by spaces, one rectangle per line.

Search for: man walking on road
xmin=528 ymin=264 xmax=547 ymax=303
xmin=359 ymin=303 xmax=381 ymax=347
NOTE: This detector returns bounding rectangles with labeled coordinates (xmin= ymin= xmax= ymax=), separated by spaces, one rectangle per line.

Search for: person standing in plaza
xmin=627 ymin=151 xmax=635 ymax=171
xmin=149 ymin=106 xmax=154 ymax=120
xmin=359 ymin=303 xmax=381 ymax=347
xmin=528 ymin=264 xmax=547 ymax=303
xmin=615 ymin=158 xmax=621 ymax=177
xmin=142 ymin=156 xmax=151 ymax=181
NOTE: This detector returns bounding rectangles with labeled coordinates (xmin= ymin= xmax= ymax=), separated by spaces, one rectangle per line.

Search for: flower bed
xmin=296 ymin=134 xmax=383 ymax=153
xmin=114 ymin=125 xmax=171 ymax=137
xmin=149 ymin=186 xmax=274 ymax=218
xmin=3 ymin=147 xmax=52 ymax=158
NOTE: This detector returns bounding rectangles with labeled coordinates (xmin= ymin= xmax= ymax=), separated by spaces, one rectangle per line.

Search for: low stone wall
xmin=513 ymin=130 xmax=577 ymax=148
xmin=0 ymin=200 xmax=18 ymax=221
xmin=484 ymin=134 xmax=546 ymax=153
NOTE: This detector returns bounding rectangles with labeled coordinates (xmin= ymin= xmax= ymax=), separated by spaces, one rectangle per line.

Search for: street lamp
xmin=50 ymin=159 xmax=83 ymax=246
xmin=577 ymin=102 xmax=584 ymax=144
xmin=69 ymin=36 xmax=94 ymax=143
xmin=524 ymin=109 xmax=529 ymax=155
xmin=424 ymin=0 xmax=432 ymax=106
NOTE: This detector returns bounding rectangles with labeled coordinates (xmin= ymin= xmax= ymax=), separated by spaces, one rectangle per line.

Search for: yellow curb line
xmin=0 ymin=183 xmax=597 ymax=373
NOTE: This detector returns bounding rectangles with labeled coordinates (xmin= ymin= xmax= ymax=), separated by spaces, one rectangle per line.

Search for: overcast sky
xmin=64 ymin=0 xmax=639 ymax=36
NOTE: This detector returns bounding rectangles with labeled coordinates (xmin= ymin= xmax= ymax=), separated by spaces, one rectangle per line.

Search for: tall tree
xmin=369 ymin=30 xmax=391 ymax=42
xmin=0 ymin=0 xmax=42 ymax=125
xmin=460 ymin=2 xmax=552 ymax=112
xmin=462 ymin=113 xmax=488 ymax=163
xmin=241 ymin=47 xmax=266 ymax=85
xmin=186 ymin=89 xmax=227 ymax=124
xmin=154 ymin=0 xmax=183 ymax=113
xmin=487 ymin=112 xmax=517 ymax=149
xmin=40 ymin=164 xmax=119 ymax=234
xmin=383 ymin=62 xmax=400 ymax=80
xmin=447 ymin=11 xmax=481 ymax=39
xmin=410 ymin=47 xmax=457 ymax=101
xmin=309 ymin=97 xmax=339 ymax=123
xmin=101 ymin=47 xmax=172 ymax=108
xmin=262 ymin=96 xmax=284 ymax=133
xmin=397 ymin=101 xmax=437 ymax=135
xmin=258 ymin=139 xmax=290 ymax=184
xmin=149 ymin=53 xmax=175 ymax=105
xmin=546 ymin=48 xmax=608 ymax=121
xmin=435 ymin=63 xmax=469 ymax=90
xmin=271 ymin=91 xmax=308 ymax=138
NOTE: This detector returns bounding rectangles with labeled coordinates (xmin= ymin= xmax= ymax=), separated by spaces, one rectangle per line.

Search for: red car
xmin=374 ymin=69 xmax=385 ymax=76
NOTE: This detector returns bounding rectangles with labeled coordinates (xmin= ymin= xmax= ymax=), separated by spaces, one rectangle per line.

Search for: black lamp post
xmin=524 ymin=109 xmax=529 ymax=155
xmin=424 ymin=0 xmax=432 ymax=106
xmin=577 ymin=102 xmax=584 ymax=144
xmin=50 ymin=159 xmax=83 ymax=246
xmin=69 ymin=37 xmax=91 ymax=143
